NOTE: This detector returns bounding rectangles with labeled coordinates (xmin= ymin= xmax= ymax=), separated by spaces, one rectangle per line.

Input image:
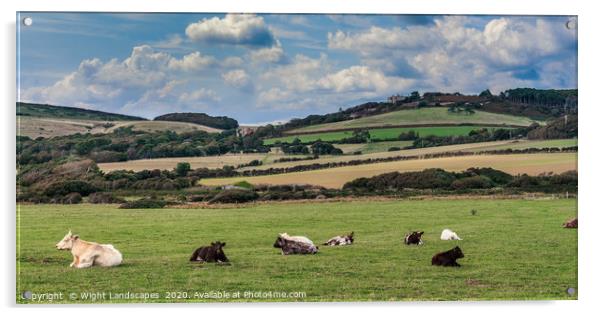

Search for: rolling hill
xmin=17 ymin=102 xmax=145 ymax=121
xmin=286 ymin=107 xmax=539 ymax=134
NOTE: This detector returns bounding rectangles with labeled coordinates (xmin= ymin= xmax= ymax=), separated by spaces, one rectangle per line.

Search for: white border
xmin=2 ymin=0 xmax=601 ymax=315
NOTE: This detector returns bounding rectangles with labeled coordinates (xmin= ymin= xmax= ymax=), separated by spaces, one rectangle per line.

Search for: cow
xmin=432 ymin=246 xmax=465 ymax=267
xmin=55 ymin=230 xmax=122 ymax=268
xmin=440 ymin=228 xmax=462 ymax=240
xmin=404 ymin=231 xmax=424 ymax=245
xmin=189 ymin=241 xmax=229 ymax=263
xmin=279 ymin=232 xmax=314 ymax=245
xmin=323 ymin=232 xmax=354 ymax=246
xmin=563 ymin=218 xmax=578 ymax=228
xmin=274 ymin=233 xmax=318 ymax=255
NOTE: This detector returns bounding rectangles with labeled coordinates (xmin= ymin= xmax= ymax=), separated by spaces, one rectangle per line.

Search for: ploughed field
xmin=17 ymin=199 xmax=577 ymax=302
xmin=201 ymin=153 xmax=577 ymax=189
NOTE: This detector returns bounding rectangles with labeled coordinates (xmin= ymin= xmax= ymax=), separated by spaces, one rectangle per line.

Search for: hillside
xmin=286 ymin=107 xmax=539 ymax=134
xmin=17 ymin=102 xmax=145 ymax=121
xmin=154 ymin=112 xmax=239 ymax=130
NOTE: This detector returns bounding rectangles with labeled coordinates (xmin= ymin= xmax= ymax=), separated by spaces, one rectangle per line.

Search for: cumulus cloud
xmin=222 ymin=69 xmax=253 ymax=91
xmin=185 ymin=14 xmax=275 ymax=47
xmin=168 ymin=52 xmax=216 ymax=71
xmin=248 ymin=41 xmax=285 ymax=64
xmin=328 ymin=16 xmax=577 ymax=93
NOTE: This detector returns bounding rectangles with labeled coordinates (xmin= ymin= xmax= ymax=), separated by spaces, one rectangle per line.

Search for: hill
xmin=286 ymin=108 xmax=539 ymax=134
xmin=154 ymin=112 xmax=239 ymax=130
xmin=17 ymin=102 xmax=145 ymax=121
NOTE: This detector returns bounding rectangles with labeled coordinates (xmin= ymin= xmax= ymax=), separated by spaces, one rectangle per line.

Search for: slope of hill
xmin=154 ymin=112 xmax=239 ymax=130
xmin=17 ymin=102 xmax=145 ymax=121
xmin=286 ymin=107 xmax=539 ymax=134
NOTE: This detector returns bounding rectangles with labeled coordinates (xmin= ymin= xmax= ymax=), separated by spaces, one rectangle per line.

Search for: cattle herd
xmin=54 ymin=228 xmax=473 ymax=268
xmin=54 ymin=217 xmax=576 ymax=269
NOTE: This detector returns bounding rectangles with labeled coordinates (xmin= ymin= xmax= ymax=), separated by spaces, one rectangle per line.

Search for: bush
xmin=56 ymin=192 xmax=82 ymax=204
xmin=175 ymin=162 xmax=191 ymax=177
xmin=88 ymin=192 xmax=126 ymax=204
xmin=450 ymin=176 xmax=494 ymax=190
xmin=119 ymin=198 xmax=168 ymax=209
xmin=43 ymin=180 xmax=99 ymax=197
xmin=208 ymin=189 xmax=258 ymax=204
xmin=388 ymin=147 xmax=401 ymax=151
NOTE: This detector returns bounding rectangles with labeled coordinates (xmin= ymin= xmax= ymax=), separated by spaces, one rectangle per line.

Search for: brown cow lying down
xmin=404 ymin=231 xmax=424 ymax=245
xmin=563 ymin=218 xmax=578 ymax=228
xmin=432 ymin=246 xmax=464 ymax=267
xmin=55 ymin=230 xmax=122 ymax=268
xmin=190 ymin=241 xmax=230 ymax=263
xmin=274 ymin=233 xmax=318 ymax=255
xmin=323 ymin=232 xmax=354 ymax=246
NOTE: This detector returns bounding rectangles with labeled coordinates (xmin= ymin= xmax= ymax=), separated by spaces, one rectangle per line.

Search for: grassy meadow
xmin=288 ymin=108 xmax=539 ymax=134
xmin=264 ymin=125 xmax=511 ymax=145
xmin=17 ymin=199 xmax=577 ymax=303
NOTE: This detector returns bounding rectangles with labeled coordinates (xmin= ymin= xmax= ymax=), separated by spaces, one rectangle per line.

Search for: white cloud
xmin=222 ymin=56 xmax=244 ymax=68
xmin=168 ymin=52 xmax=216 ymax=71
xmin=317 ymin=66 xmax=389 ymax=93
xmin=248 ymin=41 xmax=285 ymax=64
xmin=179 ymin=87 xmax=220 ymax=102
xmin=222 ymin=69 xmax=252 ymax=90
xmin=185 ymin=14 xmax=275 ymax=47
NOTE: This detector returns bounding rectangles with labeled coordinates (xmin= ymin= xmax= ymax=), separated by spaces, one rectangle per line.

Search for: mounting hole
xmin=22 ymin=17 xmax=33 ymax=26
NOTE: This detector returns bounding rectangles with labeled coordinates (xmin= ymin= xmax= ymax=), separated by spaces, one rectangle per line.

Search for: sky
xmin=17 ymin=13 xmax=577 ymax=124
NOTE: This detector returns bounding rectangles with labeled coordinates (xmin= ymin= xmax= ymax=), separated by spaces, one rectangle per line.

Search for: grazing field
xmin=98 ymin=153 xmax=282 ymax=172
xmin=203 ymin=153 xmax=577 ymax=188
xmin=264 ymin=126 xmax=510 ymax=145
xmin=106 ymin=121 xmax=222 ymax=134
xmin=466 ymin=139 xmax=577 ymax=151
xmin=335 ymin=140 xmax=414 ymax=154
xmin=16 ymin=199 xmax=577 ymax=303
xmin=287 ymin=108 xmax=538 ymax=134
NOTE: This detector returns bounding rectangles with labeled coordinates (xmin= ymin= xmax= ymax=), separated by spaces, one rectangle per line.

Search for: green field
xmin=17 ymin=102 xmax=145 ymax=121
xmin=288 ymin=108 xmax=538 ymax=134
xmin=17 ymin=199 xmax=577 ymax=303
xmin=264 ymin=125 xmax=511 ymax=145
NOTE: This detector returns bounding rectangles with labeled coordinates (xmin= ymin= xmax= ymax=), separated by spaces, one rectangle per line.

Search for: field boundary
xmin=283 ymin=123 xmax=527 ymax=136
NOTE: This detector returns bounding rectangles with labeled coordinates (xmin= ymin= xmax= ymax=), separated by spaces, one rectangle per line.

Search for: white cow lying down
xmin=279 ymin=233 xmax=314 ymax=245
xmin=55 ymin=230 xmax=123 ymax=268
xmin=440 ymin=229 xmax=462 ymax=241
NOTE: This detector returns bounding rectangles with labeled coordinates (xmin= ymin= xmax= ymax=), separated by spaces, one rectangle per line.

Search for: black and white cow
xmin=323 ymin=232 xmax=354 ymax=246
xmin=404 ymin=231 xmax=424 ymax=245
xmin=189 ymin=241 xmax=229 ymax=263
xmin=273 ymin=234 xmax=318 ymax=255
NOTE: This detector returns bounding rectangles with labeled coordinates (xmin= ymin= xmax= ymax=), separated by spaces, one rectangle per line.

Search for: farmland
xmin=201 ymin=153 xmax=577 ymax=188
xmin=287 ymin=108 xmax=539 ymax=134
xmin=17 ymin=117 xmax=221 ymax=139
xmin=17 ymin=199 xmax=577 ymax=303
xmin=98 ymin=153 xmax=281 ymax=172
xmin=97 ymin=139 xmax=577 ymax=173
xmin=264 ymin=125 xmax=511 ymax=145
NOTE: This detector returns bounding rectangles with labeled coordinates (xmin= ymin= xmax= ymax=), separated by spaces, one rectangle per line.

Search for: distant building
xmin=237 ymin=126 xmax=257 ymax=137
xmin=388 ymin=94 xmax=407 ymax=105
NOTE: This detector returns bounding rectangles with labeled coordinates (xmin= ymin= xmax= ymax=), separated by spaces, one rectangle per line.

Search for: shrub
xmin=119 ymin=198 xmax=168 ymax=209
xmin=208 ymin=189 xmax=258 ymax=204
xmin=88 ymin=192 xmax=125 ymax=204
xmin=388 ymin=147 xmax=401 ymax=151
xmin=57 ymin=192 xmax=82 ymax=204
xmin=175 ymin=162 xmax=191 ymax=177
xmin=450 ymin=176 xmax=494 ymax=190
xmin=43 ymin=180 xmax=99 ymax=197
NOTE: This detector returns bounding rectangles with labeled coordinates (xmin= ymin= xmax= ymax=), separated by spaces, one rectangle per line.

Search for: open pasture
xmin=17 ymin=199 xmax=577 ymax=303
xmin=202 ymin=153 xmax=577 ymax=188
xmin=264 ymin=125 xmax=510 ymax=145
xmin=287 ymin=108 xmax=538 ymax=134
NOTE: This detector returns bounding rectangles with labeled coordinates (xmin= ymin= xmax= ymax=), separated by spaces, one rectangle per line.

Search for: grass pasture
xmin=16 ymin=199 xmax=577 ymax=303
xmin=203 ymin=153 xmax=577 ymax=188
xmin=264 ymin=125 xmax=510 ymax=145
xmin=287 ymin=108 xmax=538 ymax=134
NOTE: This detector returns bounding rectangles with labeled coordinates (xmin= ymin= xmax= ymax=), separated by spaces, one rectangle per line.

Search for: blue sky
xmin=17 ymin=13 xmax=577 ymax=124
